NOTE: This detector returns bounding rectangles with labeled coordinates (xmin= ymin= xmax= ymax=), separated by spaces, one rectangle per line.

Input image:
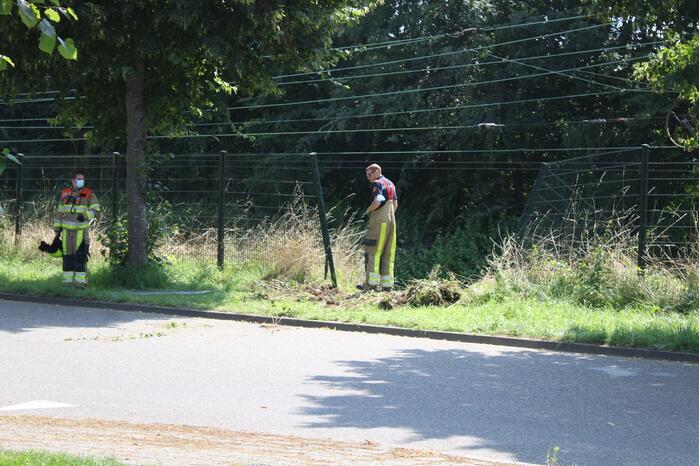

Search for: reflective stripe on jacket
xmin=54 ymin=186 xmax=101 ymax=231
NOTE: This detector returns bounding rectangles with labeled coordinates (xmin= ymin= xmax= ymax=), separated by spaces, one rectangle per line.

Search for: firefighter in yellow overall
xmin=359 ymin=164 xmax=398 ymax=291
xmin=53 ymin=170 xmax=100 ymax=287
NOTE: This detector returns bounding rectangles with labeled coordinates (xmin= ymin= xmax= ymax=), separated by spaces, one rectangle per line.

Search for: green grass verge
xmin=0 ymin=253 xmax=697 ymax=353
xmin=0 ymin=449 xmax=125 ymax=466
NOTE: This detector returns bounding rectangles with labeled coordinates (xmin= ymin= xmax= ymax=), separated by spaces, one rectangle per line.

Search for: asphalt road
xmin=0 ymin=299 xmax=697 ymax=465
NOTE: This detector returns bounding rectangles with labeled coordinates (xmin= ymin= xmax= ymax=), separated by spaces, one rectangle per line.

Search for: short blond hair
xmin=366 ymin=163 xmax=382 ymax=175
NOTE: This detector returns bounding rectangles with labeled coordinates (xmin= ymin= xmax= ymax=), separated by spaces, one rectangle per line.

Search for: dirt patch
xmin=267 ymin=277 xmax=463 ymax=311
xmin=0 ymin=415 xmax=525 ymax=465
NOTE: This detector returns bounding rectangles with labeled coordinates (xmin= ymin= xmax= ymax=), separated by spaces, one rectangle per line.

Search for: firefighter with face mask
xmin=359 ymin=163 xmax=398 ymax=291
xmin=53 ymin=170 xmax=100 ymax=287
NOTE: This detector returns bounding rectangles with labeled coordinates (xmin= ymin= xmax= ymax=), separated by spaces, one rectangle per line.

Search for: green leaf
xmin=66 ymin=6 xmax=77 ymax=20
xmin=39 ymin=32 xmax=56 ymax=54
xmin=1 ymin=148 xmax=9 ymax=156
xmin=38 ymin=18 xmax=56 ymax=36
xmin=6 ymin=152 xmax=21 ymax=164
xmin=58 ymin=37 xmax=77 ymax=60
xmin=0 ymin=54 xmax=15 ymax=71
xmin=48 ymin=0 xmax=59 ymax=5
xmin=45 ymin=7 xmax=60 ymax=22
xmin=18 ymin=0 xmax=40 ymax=28
xmin=0 ymin=0 xmax=12 ymax=15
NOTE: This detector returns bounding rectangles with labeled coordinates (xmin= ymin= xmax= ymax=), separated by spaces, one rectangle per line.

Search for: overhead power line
xmin=276 ymin=41 xmax=661 ymax=86
xmin=208 ymin=115 xmax=665 ymax=138
xmin=486 ymin=52 xmax=621 ymax=90
xmin=229 ymin=55 xmax=649 ymax=111
xmin=328 ymin=13 xmax=588 ymax=53
xmin=0 ymin=115 xmax=664 ymax=132
xmin=268 ymin=23 xmax=609 ymax=81
xmin=228 ymin=89 xmax=649 ymax=126
xmin=3 ymin=40 xmax=658 ymax=110
xmin=0 ymin=90 xmax=663 ymax=132
xmin=2 ymin=89 xmax=662 ymax=133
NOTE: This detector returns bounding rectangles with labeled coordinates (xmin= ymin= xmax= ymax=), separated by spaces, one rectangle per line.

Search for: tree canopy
xmin=1 ymin=0 xmax=378 ymax=264
xmin=0 ymin=0 xmax=77 ymax=71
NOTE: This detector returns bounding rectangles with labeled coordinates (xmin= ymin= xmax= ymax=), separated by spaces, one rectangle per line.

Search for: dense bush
xmin=397 ymin=220 xmax=515 ymax=282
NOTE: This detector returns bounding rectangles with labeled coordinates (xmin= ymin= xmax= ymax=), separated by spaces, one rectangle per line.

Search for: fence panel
xmin=518 ymin=147 xmax=698 ymax=261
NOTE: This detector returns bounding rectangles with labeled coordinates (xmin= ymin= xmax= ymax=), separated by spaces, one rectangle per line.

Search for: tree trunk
xmin=125 ymin=59 xmax=148 ymax=266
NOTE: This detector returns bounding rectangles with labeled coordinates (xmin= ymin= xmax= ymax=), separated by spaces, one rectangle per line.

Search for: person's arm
xmin=393 ymin=200 xmax=398 ymax=214
xmin=86 ymin=191 xmax=101 ymax=223
xmin=365 ymin=182 xmax=384 ymax=215
xmin=365 ymin=197 xmax=382 ymax=215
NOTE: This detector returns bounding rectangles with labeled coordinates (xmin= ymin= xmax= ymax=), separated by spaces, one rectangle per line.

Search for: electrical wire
xmin=227 ymin=114 xmax=665 ymax=138
xmin=275 ymin=41 xmax=661 ymax=86
xmin=486 ymin=52 xmax=622 ymax=91
xmin=229 ymin=55 xmax=650 ymax=111
xmin=266 ymin=23 xmax=609 ymax=81
xmin=228 ymin=90 xmax=639 ymax=126
xmin=327 ymin=13 xmax=589 ymax=52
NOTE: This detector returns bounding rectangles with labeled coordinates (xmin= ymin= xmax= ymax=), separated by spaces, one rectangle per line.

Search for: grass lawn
xmin=0 ymin=449 xmax=124 ymax=466
xmin=1 ymin=252 xmax=697 ymax=353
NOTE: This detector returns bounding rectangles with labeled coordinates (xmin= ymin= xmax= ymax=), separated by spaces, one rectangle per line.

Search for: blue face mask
xmin=74 ymin=179 xmax=85 ymax=189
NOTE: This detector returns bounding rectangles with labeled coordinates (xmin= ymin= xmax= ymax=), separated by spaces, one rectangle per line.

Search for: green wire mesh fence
xmin=518 ymin=146 xmax=698 ymax=265
xmin=0 ymin=152 xmax=331 ymax=281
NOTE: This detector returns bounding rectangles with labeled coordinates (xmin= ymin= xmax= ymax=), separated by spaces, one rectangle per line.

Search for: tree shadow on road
xmin=300 ymin=348 xmax=698 ymax=465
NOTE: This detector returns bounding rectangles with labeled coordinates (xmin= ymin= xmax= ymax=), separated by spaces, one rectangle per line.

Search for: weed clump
xmin=402 ymin=267 xmax=463 ymax=307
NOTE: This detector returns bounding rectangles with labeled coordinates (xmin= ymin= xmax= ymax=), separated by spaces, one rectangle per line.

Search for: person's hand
xmin=76 ymin=214 xmax=85 ymax=222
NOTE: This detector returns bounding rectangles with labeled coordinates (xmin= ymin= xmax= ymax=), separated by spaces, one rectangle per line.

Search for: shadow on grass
xmin=0 ymin=266 xmax=245 ymax=334
xmin=90 ymin=263 xmax=174 ymax=290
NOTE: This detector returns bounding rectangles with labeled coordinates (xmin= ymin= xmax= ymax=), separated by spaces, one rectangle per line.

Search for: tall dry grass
xmin=151 ymin=194 xmax=365 ymax=288
xmin=472 ymin=216 xmax=698 ymax=313
xmin=2 ymin=190 xmax=364 ymax=288
xmin=0 ymin=193 xmax=109 ymax=262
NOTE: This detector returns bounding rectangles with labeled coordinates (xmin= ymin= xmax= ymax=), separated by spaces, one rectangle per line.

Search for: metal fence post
xmin=217 ymin=150 xmax=226 ymax=269
xmin=638 ymin=144 xmax=650 ymax=269
xmin=112 ymin=152 xmax=119 ymax=224
xmin=310 ymin=152 xmax=337 ymax=288
xmin=14 ymin=153 xmax=23 ymax=243
xmin=516 ymin=161 xmax=546 ymax=241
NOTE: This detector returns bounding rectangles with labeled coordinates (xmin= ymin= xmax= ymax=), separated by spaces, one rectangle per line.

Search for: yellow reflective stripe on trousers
xmin=76 ymin=229 xmax=84 ymax=249
xmin=372 ymin=223 xmax=387 ymax=277
xmin=62 ymin=271 xmax=74 ymax=283
xmin=389 ymin=225 xmax=396 ymax=276
xmin=74 ymin=272 xmax=87 ymax=284
xmin=60 ymin=222 xmax=89 ymax=230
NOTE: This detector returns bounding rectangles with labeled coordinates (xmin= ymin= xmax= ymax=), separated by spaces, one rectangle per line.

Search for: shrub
xmin=98 ymin=200 xmax=176 ymax=267
xmin=397 ymin=220 xmax=513 ymax=282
